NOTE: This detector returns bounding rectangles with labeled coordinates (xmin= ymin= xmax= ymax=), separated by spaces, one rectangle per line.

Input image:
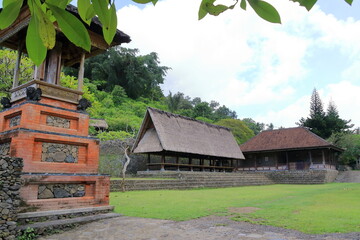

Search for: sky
xmin=113 ymin=0 xmax=360 ymax=129
xmin=1 ymin=0 xmax=359 ymax=129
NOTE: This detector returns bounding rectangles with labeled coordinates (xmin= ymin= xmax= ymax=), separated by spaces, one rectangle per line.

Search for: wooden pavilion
xmin=132 ymin=108 xmax=245 ymax=172
xmin=239 ymin=127 xmax=342 ymax=171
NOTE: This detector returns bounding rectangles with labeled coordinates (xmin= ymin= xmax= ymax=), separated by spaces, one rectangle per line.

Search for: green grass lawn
xmin=110 ymin=183 xmax=360 ymax=234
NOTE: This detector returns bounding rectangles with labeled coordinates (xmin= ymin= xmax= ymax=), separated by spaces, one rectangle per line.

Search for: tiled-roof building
xmin=239 ymin=127 xmax=342 ymax=171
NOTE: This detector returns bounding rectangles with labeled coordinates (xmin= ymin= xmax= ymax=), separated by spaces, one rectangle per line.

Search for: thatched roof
xmin=240 ymin=127 xmax=343 ymax=153
xmin=132 ymin=108 xmax=245 ymax=160
xmin=89 ymin=118 xmax=108 ymax=129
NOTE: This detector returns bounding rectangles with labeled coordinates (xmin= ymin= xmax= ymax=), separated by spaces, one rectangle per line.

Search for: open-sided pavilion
xmin=132 ymin=108 xmax=245 ymax=172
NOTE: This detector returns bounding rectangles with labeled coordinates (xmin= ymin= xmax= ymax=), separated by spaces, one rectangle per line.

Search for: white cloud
xmin=117 ymin=0 xmax=360 ymax=128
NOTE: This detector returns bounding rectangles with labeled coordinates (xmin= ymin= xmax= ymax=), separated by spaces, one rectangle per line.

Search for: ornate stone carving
xmin=42 ymin=143 xmax=79 ymax=163
xmin=38 ymin=184 xmax=85 ymax=199
xmin=46 ymin=115 xmax=70 ymax=128
xmin=1 ymin=97 xmax=11 ymax=108
xmin=26 ymin=87 xmax=42 ymax=101
xmin=9 ymin=115 xmax=21 ymax=127
xmin=77 ymin=98 xmax=92 ymax=111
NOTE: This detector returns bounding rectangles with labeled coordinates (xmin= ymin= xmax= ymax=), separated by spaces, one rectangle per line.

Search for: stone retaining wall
xmin=0 ymin=156 xmax=23 ymax=240
xmin=265 ymin=170 xmax=339 ymax=184
xmin=111 ymin=170 xmax=339 ymax=191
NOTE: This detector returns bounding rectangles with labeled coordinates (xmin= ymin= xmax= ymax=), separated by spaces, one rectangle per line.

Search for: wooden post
xmin=189 ymin=157 xmax=193 ymax=171
xmin=308 ymin=151 xmax=312 ymax=169
xmin=254 ymin=155 xmax=257 ymax=171
xmin=12 ymin=41 xmax=23 ymax=88
xmin=161 ymin=154 xmax=165 ymax=171
xmin=176 ymin=156 xmax=180 ymax=171
xmin=200 ymin=159 xmax=204 ymax=172
xmin=77 ymin=52 xmax=86 ymax=93
xmin=286 ymin=152 xmax=289 ymax=170
xmin=322 ymin=150 xmax=325 ymax=168
xmin=45 ymin=43 xmax=62 ymax=84
xmin=275 ymin=154 xmax=278 ymax=170
xmin=147 ymin=154 xmax=150 ymax=171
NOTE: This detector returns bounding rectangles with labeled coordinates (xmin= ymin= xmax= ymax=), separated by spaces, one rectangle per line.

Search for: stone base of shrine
xmin=20 ymin=173 xmax=110 ymax=211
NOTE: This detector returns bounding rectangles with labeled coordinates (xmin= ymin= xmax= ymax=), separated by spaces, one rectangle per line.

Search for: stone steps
xmin=111 ymin=172 xmax=274 ymax=191
xmin=17 ymin=206 xmax=118 ymax=236
xmin=19 ymin=213 xmax=120 ymax=235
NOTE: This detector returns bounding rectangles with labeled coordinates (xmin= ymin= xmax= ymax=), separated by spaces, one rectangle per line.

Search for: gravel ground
xmin=41 ymin=215 xmax=360 ymax=240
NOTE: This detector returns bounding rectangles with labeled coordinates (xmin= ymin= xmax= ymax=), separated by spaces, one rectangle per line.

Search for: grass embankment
xmin=110 ymin=183 xmax=360 ymax=234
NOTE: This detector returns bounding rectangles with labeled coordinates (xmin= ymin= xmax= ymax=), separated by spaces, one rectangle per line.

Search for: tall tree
xmin=297 ymin=89 xmax=352 ymax=139
xmin=81 ymin=47 xmax=170 ymax=100
xmin=242 ymin=118 xmax=265 ymax=135
xmin=215 ymin=119 xmax=255 ymax=144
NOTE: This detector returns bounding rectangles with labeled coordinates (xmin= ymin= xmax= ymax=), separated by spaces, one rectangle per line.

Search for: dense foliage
xmin=215 ymin=119 xmax=255 ymax=144
xmin=0 ymin=47 xmax=268 ymax=146
xmin=328 ymin=133 xmax=360 ymax=167
xmin=0 ymin=49 xmax=34 ymax=97
xmin=297 ymin=88 xmax=353 ymax=139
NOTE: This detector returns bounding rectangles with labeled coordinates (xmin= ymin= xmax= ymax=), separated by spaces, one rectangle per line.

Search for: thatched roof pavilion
xmin=132 ymin=108 xmax=244 ymax=172
xmin=239 ymin=127 xmax=342 ymax=171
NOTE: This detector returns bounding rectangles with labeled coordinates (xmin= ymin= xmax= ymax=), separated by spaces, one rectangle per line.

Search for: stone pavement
xmin=40 ymin=216 xmax=360 ymax=240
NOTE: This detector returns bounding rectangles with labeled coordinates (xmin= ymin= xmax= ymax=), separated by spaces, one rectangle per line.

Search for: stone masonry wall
xmin=265 ymin=170 xmax=339 ymax=184
xmin=9 ymin=115 xmax=21 ymax=128
xmin=46 ymin=115 xmax=70 ymax=128
xmin=111 ymin=170 xmax=339 ymax=191
xmin=42 ymin=143 xmax=78 ymax=163
xmin=38 ymin=184 xmax=85 ymax=199
xmin=0 ymin=156 xmax=23 ymax=240
xmin=0 ymin=143 xmax=10 ymax=156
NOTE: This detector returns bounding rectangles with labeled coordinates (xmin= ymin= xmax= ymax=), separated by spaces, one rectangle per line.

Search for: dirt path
xmin=41 ymin=215 xmax=360 ymax=240
xmin=335 ymin=171 xmax=360 ymax=183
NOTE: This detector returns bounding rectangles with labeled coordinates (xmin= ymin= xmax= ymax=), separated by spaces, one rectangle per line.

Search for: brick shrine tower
xmin=0 ymin=5 xmax=130 ymax=211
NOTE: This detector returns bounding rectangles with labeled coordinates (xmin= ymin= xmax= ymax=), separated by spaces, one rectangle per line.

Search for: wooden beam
xmin=77 ymin=52 xmax=86 ymax=93
xmin=147 ymin=154 xmax=150 ymax=171
xmin=322 ymin=150 xmax=325 ymax=168
xmin=176 ymin=156 xmax=179 ymax=171
xmin=12 ymin=41 xmax=23 ymax=88
xmin=161 ymin=154 xmax=165 ymax=171
xmin=286 ymin=152 xmax=289 ymax=170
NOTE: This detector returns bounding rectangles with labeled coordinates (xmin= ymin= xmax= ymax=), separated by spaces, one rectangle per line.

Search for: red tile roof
xmin=240 ymin=127 xmax=342 ymax=153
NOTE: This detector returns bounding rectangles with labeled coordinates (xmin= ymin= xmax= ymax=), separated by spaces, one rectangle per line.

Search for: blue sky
xmin=114 ymin=0 xmax=360 ymax=128
xmin=1 ymin=0 xmax=359 ymax=128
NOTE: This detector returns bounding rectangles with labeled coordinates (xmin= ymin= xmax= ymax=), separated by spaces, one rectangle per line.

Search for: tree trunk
xmin=120 ymin=146 xmax=131 ymax=192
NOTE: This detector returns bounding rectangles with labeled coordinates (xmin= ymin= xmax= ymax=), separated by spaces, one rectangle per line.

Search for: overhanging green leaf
xmin=248 ymin=0 xmax=281 ymax=23
xmin=240 ymin=0 xmax=247 ymax=10
xmin=0 ymin=1 xmax=22 ymax=29
xmin=26 ymin=16 xmax=47 ymax=65
xmin=78 ymin=0 xmax=93 ymax=25
xmin=103 ymin=3 xmax=117 ymax=45
xmin=45 ymin=0 xmax=69 ymax=8
xmin=92 ymin=0 xmax=110 ymax=28
xmin=344 ymin=0 xmax=353 ymax=5
xmin=290 ymin=0 xmax=317 ymax=11
xmin=85 ymin=6 xmax=96 ymax=24
xmin=33 ymin=2 xmax=56 ymax=49
xmin=47 ymin=3 xmax=91 ymax=51
xmin=198 ymin=0 xmax=215 ymax=20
